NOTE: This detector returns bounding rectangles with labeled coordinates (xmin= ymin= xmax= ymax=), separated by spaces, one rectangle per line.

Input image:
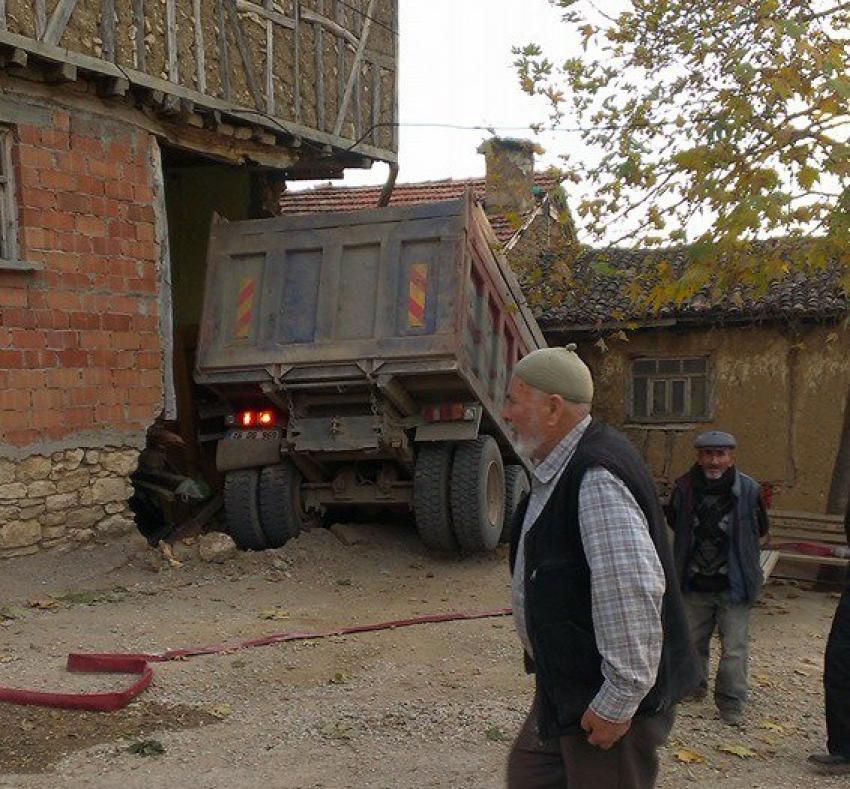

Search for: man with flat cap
xmin=502 ymin=345 xmax=699 ymax=789
xmin=665 ymin=430 xmax=769 ymax=727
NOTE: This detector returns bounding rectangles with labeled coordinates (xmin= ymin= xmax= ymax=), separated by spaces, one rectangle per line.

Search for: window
xmin=630 ymin=357 xmax=710 ymax=422
xmin=0 ymin=127 xmax=39 ymax=271
xmin=0 ymin=127 xmax=18 ymax=262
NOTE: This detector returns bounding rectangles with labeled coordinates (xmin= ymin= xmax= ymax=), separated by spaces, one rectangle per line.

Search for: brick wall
xmin=0 ymin=99 xmax=165 ymax=556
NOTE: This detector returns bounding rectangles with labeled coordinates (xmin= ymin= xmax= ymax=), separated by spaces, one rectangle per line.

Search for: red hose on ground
xmin=0 ymin=607 xmax=512 ymax=712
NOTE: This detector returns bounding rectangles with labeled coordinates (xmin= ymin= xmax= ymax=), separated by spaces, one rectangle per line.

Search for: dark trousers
xmin=825 ymin=581 xmax=850 ymax=758
xmin=507 ymin=693 xmax=676 ymax=789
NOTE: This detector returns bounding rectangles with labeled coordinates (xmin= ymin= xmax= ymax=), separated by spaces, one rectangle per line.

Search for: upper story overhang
xmin=0 ymin=0 xmax=398 ymax=177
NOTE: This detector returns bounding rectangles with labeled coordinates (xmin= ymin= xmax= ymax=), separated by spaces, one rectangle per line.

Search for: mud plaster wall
xmin=574 ymin=321 xmax=850 ymax=512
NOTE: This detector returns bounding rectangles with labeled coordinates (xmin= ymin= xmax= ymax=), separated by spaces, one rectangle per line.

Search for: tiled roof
xmin=279 ymin=174 xmax=562 ymax=244
xmin=533 ymin=244 xmax=849 ymax=329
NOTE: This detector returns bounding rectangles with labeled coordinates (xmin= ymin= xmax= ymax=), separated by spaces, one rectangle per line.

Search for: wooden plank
xmin=100 ymin=0 xmax=116 ymax=63
xmin=225 ymin=0 xmax=264 ymax=109
xmin=770 ymin=508 xmax=845 ymax=524
xmin=43 ymin=0 xmax=77 ymax=44
xmin=133 ymin=0 xmax=146 ymax=70
xmin=34 ymin=0 xmax=47 ymax=40
xmin=193 ymin=0 xmax=205 ymax=92
xmin=0 ymin=0 xmax=6 ymax=32
xmin=264 ymin=0 xmax=274 ymax=114
xmin=166 ymin=0 xmax=178 ymax=81
xmin=759 ymin=549 xmax=780 ymax=581
xmin=334 ymin=0 xmax=376 ymax=134
xmin=218 ymin=0 xmax=231 ymax=100
xmin=315 ymin=0 xmax=325 ymax=131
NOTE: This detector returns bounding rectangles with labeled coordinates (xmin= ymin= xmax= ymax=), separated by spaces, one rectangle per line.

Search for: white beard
xmin=704 ymin=468 xmax=724 ymax=480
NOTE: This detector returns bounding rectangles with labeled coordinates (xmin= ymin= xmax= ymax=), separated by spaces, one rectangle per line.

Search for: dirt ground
xmin=0 ymin=521 xmax=845 ymax=788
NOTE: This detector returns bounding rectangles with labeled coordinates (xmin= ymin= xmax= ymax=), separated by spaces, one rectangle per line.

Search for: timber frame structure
xmin=0 ymin=0 xmax=398 ymax=176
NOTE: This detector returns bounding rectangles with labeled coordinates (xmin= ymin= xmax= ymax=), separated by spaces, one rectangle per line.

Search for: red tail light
xmin=422 ymin=403 xmax=476 ymax=422
xmin=234 ymin=410 xmax=277 ymax=428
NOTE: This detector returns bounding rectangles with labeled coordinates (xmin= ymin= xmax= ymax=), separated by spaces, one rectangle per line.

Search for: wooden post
xmin=336 ymin=0 xmax=345 ymax=133
xmin=371 ymin=61 xmax=381 ymax=145
xmin=314 ymin=0 xmax=325 ymax=131
xmin=293 ymin=0 xmax=301 ymax=123
xmin=264 ymin=0 xmax=275 ymax=115
xmin=133 ymin=0 xmax=146 ymax=70
xmin=100 ymin=0 xmax=115 ymax=63
xmin=0 ymin=0 xmax=6 ymax=32
xmin=193 ymin=0 xmax=205 ymax=92
xmin=34 ymin=0 xmax=46 ymax=40
xmin=218 ymin=0 xmax=231 ymax=100
xmin=166 ymin=0 xmax=179 ymax=82
xmin=225 ymin=0 xmax=263 ymax=108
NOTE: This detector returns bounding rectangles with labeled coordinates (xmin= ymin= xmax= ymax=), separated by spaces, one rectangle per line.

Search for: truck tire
xmin=450 ymin=436 xmax=505 ymax=554
xmin=258 ymin=461 xmax=303 ymax=548
xmin=413 ymin=443 xmax=458 ymax=551
xmin=500 ymin=465 xmax=530 ymax=543
xmin=224 ymin=469 xmax=267 ymax=551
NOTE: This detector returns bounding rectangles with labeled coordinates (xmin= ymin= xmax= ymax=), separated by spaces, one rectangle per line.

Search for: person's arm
xmin=578 ymin=467 xmax=666 ymax=749
xmin=664 ymin=484 xmax=680 ymax=531
xmin=756 ymin=487 xmax=770 ymax=543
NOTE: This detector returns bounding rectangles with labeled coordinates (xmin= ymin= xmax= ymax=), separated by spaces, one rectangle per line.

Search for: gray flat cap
xmin=694 ymin=430 xmax=736 ymax=449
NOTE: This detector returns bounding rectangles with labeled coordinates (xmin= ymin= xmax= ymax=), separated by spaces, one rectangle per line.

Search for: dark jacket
xmin=509 ymin=419 xmax=700 ymax=740
xmin=665 ymin=468 xmax=769 ymax=604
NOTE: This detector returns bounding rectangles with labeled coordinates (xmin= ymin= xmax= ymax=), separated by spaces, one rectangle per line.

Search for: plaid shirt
xmin=511 ymin=417 xmax=665 ymax=723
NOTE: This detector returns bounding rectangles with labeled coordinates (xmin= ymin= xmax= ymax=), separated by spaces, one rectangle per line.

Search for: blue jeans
xmin=684 ymin=592 xmax=751 ymax=713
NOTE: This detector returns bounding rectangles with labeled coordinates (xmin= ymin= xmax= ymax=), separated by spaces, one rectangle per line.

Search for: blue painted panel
xmin=278 ymin=248 xmax=321 ymax=344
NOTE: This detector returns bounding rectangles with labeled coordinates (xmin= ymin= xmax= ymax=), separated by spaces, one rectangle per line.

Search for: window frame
xmin=0 ymin=126 xmax=41 ymax=272
xmin=627 ymin=355 xmax=713 ymax=424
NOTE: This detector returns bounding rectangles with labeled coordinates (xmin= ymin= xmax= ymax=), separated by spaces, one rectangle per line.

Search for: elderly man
xmin=502 ymin=345 xmax=699 ymax=789
xmin=665 ymin=431 xmax=769 ymax=727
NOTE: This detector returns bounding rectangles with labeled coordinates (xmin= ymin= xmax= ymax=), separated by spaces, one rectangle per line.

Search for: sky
xmin=298 ymin=0 xmax=577 ymax=188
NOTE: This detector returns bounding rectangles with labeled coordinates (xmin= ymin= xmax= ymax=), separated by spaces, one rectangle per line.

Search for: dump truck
xmin=194 ymin=193 xmax=546 ymax=554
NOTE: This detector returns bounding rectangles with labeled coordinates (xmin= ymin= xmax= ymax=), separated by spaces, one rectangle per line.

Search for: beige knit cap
xmin=513 ymin=344 xmax=594 ymax=404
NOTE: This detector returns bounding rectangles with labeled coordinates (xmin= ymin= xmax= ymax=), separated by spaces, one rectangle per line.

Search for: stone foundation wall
xmin=0 ymin=447 xmax=139 ymax=558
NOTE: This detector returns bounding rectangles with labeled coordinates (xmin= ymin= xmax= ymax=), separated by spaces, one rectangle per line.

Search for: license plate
xmin=227 ymin=429 xmax=282 ymax=441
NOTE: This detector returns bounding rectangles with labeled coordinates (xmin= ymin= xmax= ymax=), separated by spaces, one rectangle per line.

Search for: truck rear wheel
xmin=450 ymin=436 xmax=505 ymax=554
xmin=258 ymin=461 xmax=303 ymax=548
xmin=501 ymin=465 xmax=530 ymax=543
xmin=224 ymin=469 xmax=267 ymax=551
xmin=413 ymin=443 xmax=458 ymax=551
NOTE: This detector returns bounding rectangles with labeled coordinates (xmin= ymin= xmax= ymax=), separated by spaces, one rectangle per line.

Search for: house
xmin=535 ymin=245 xmax=850 ymax=514
xmin=283 ymin=139 xmax=850 ymax=515
xmin=280 ymin=137 xmax=574 ymax=252
xmin=0 ymin=1 xmax=398 ymax=558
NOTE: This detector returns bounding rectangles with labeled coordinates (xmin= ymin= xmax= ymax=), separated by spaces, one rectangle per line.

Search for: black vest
xmin=509 ymin=419 xmax=700 ymax=739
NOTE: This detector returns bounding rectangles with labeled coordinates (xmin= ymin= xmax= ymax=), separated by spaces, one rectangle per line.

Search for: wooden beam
xmin=44 ymin=0 xmax=79 ymax=46
xmin=264 ymin=0 xmax=274 ymax=114
xmin=225 ymin=0 xmax=263 ymax=108
xmin=193 ymin=0 xmax=205 ymax=92
xmin=165 ymin=0 xmax=178 ymax=81
xmin=315 ymin=0 xmax=325 ymax=131
xmin=100 ymin=75 xmax=130 ymax=96
xmin=218 ymin=0 xmax=231 ymax=100
xmin=45 ymin=61 xmax=77 ymax=83
xmin=333 ymin=0 xmax=375 ymax=136
xmin=133 ymin=0 xmax=146 ymax=70
xmin=0 ymin=1 xmax=6 ymax=32
xmin=100 ymin=0 xmax=116 ymax=63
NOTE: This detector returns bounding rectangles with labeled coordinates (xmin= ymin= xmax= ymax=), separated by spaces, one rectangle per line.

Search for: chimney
xmin=477 ymin=137 xmax=537 ymax=214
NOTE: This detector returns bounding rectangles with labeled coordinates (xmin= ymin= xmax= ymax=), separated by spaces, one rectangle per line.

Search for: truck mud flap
xmin=216 ymin=433 xmax=282 ymax=472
